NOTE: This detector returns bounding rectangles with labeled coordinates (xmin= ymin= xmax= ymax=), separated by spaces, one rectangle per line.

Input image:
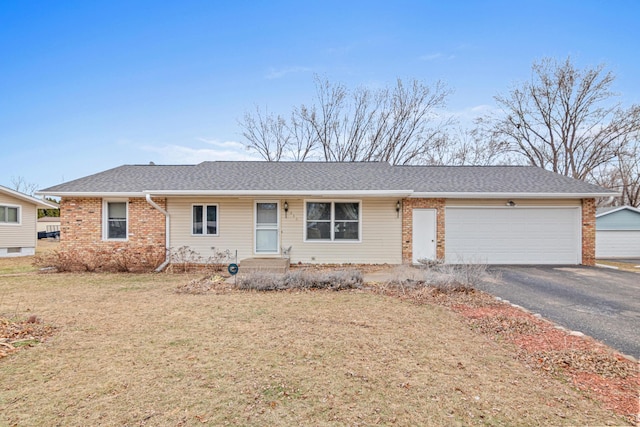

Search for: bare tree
xmin=11 ymin=176 xmax=38 ymax=196
xmin=488 ymin=57 xmax=640 ymax=180
xmin=240 ymin=76 xmax=455 ymax=164
xmin=426 ymin=125 xmax=514 ymax=166
xmin=239 ymin=106 xmax=291 ymax=161
xmin=594 ymin=143 xmax=640 ymax=207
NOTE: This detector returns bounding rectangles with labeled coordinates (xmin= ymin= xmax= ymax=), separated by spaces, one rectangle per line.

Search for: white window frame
xmin=254 ymin=200 xmax=280 ymax=255
xmin=191 ymin=203 xmax=219 ymax=236
xmin=0 ymin=204 xmax=20 ymax=225
xmin=102 ymin=199 xmax=128 ymax=241
xmin=304 ymin=200 xmax=362 ymax=243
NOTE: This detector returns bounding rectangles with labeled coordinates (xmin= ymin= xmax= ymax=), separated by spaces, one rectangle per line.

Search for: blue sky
xmin=1 ymin=0 xmax=638 ymax=190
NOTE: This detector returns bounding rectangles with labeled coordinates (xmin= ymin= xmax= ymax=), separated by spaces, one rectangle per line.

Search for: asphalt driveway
xmin=478 ymin=266 xmax=640 ymax=359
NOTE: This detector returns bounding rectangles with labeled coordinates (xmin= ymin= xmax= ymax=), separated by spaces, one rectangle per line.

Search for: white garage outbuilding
xmin=445 ymin=206 xmax=582 ymax=264
xmin=596 ymin=206 xmax=640 ymax=258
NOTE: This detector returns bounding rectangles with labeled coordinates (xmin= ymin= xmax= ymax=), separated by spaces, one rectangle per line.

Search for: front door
xmin=255 ymin=202 xmax=280 ymax=254
xmin=412 ymin=209 xmax=436 ymax=263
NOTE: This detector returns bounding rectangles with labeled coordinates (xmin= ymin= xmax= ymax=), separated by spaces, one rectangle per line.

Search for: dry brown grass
xmin=0 ymin=240 xmax=59 ymax=275
xmin=596 ymin=260 xmax=640 ymax=273
xmin=0 ymin=271 xmax=632 ymax=426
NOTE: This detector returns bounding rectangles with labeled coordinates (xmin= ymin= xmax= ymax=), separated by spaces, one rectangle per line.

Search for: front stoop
xmin=239 ymin=258 xmax=290 ymax=274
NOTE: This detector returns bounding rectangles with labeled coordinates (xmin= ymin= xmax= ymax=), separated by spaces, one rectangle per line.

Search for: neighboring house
xmin=595 ymin=206 xmax=640 ymax=258
xmin=37 ymin=162 xmax=616 ymax=267
xmin=0 ymin=185 xmax=58 ymax=257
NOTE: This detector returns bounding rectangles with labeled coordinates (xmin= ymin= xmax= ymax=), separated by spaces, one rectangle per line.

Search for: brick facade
xmin=401 ymin=198 xmax=445 ymax=264
xmin=60 ymin=197 xmax=167 ymax=260
xmin=581 ymin=198 xmax=596 ymax=266
xmin=59 ymin=196 xmax=598 ymax=267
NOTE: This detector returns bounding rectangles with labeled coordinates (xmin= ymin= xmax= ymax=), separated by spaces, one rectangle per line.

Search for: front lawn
xmin=0 ymin=271 xmax=634 ymax=426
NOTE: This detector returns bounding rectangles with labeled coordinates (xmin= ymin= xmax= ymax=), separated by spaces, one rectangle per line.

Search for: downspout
xmin=145 ymin=193 xmax=171 ymax=272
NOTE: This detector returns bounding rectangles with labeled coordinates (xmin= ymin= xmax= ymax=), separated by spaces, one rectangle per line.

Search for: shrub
xmin=109 ymin=246 xmax=166 ymax=272
xmin=167 ymin=246 xmax=233 ymax=273
xmin=414 ymin=258 xmax=489 ymax=293
xmin=205 ymin=247 xmax=234 ymax=272
xmin=167 ymin=246 xmax=204 ymax=272
xmin=33 ymin=245 xmax=165 ymax=273
xmin=236 ymin=271 xmax=287 ymax=291
xmin=235 ymin=269 xmax=363 ymax=291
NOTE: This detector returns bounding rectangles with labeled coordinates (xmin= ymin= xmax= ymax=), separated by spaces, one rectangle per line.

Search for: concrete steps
xmin=238 ymin=258 xmax=290 ymax=274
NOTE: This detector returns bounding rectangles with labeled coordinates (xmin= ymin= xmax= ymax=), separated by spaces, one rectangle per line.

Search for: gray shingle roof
xmin=38 ymin=161 xmax=616 ymax=197
xmin=394 ymin=165 xmax=614 ymax=194
xmin=596 ymin=206 xmax=640 ymax=216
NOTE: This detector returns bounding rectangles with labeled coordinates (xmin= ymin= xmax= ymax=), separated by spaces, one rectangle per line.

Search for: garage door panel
xmin=596 ymin=231 xmax=640 ymax=258
xmin=445 ymin=207 xmax=581 ymax=264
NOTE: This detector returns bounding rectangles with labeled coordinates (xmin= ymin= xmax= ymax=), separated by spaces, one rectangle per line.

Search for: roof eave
xmin=410 ymin=192 xmax=619 ymax=199
xmin=596 ymin=205 xmax=640 ymax=217
xmin=2 ymin=187 xmax=58 ymax=208
xmin=144 ymin=190 xmax=414 ymax=198
xmin=36 ymin=190 xmax=415 ymax=198
xmin=35 ymin=191 xmax=145 ymax=198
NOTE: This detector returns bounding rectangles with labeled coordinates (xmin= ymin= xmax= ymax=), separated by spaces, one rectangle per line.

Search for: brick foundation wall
xmin=581 ymin=198 xmax=596 ymax=266
xmin=401 ymin=198 xmax=445 ymax=264
xmin=60 ymin=197 xmax=167 ymax=261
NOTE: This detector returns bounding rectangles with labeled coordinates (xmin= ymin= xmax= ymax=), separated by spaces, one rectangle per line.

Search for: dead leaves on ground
xmin=0 ymin=315 xmax=57 ymax=359
xmin=369 ymin=283 xmax=638 ymax=424
xmin=446 ymin=295 xmax=638 ymax=424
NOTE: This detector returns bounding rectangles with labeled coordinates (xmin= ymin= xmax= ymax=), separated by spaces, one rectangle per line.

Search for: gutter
xmin=144 ymin=194 xmax=171 ymax=272
xmin=409 ymin=191 xmax=619 ymax=199
xmin=38 ymin=189 xmax=619 ymax=200
xmin=142 ymin=189 xmax=415 ymax=197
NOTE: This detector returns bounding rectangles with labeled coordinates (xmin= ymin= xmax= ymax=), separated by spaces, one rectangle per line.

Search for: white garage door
xmin=445 ymin=207 xmax=581 ymax=264
xmin=596 ymin=231 xmax=640 ymax=258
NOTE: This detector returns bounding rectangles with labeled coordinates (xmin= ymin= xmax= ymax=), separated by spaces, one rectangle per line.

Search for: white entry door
xmin=255 ymin=202 xmax=280 ymax=254
xmin=412 ymin=209 xmax=436 ymax=263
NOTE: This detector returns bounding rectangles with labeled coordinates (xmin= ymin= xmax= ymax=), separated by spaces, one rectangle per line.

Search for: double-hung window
xmin=306 ymin=201 xmax=360 ymax=241
xmin=104 ymin=200 xmax=127 ymax=240
xmin=192 ymin=204 xmax=218 ymax=235
xmin=0 ymin=205 xmax=19 ymax=224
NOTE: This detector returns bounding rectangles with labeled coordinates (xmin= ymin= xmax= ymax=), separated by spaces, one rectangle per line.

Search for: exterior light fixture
xmin=284 ymin=201 xmax=289 ymax=218
xmin=396 ymin=200 xmax=401 ymax=217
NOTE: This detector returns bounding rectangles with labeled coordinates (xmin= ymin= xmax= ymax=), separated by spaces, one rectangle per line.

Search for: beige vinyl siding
xmin=167 ymin=197 xmax=402 ymax=264
xmin=283 ymin=198 xmax=402 ymax=264
xmin=446 ymin=198 xmax=581 ymax=207
xmin=168 ymin=198 xmax=254 ymax=261
xmin=0 ymin=193 xmax=37 ymax=251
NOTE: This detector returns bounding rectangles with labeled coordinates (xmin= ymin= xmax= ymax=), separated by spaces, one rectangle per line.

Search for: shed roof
xmin=596 ymin=205 xmax=640 ymax=217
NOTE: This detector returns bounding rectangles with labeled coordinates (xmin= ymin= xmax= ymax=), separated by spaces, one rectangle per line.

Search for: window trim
xmin=102 ymin=199 xmax=128 ymax=241
xmin=0 ymin=204 xmax=21 ymax=225
xmin=191 ymin=203 xmax=219 ymax=236
xmin=303 ymin=200 xmax=362 ymax=243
